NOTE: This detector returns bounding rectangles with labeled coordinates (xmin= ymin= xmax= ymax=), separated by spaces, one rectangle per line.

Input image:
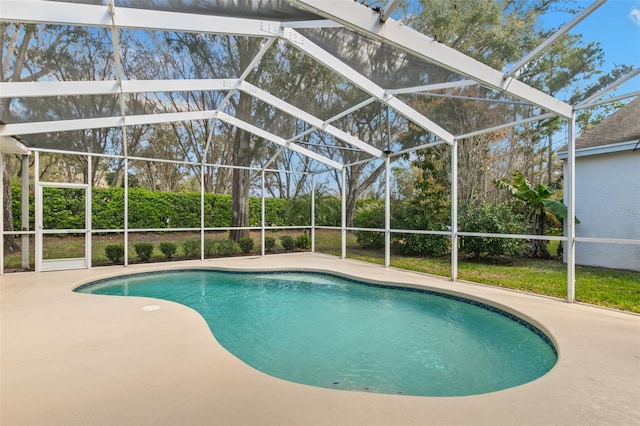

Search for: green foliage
xmin=204 ymin=238 xmax=217 ymax=256
xmin=250 ymin=197 xmax=287 ymax=227
xmin=159 ymin=242 xmax=177 ymax=259
xmin=182 ymin=239 xmax=200 ymax=257
xmin=314 ymin=195 xmax=341 ymax=227
xmin=353 ymin=200 xmax=385 ymax=249
xmin=282 ymin=193 xmax=341 ymax=227
xmin=295 ymin=234 xmax=311 ymax=250
xmin=280 ymin=235 xmax=295 ymax=251
xmin=92 ymin=187 xmax=124 ymax=229
xmin=264 ymin=236 xmax=276 ymax=252
xmin=459 ymin=202 xmax=529 ymax=258
xmin=133 ymin=242 xmax=154 ymax=261
xmin=181 ymin=238 xmax=241 ymax=258
xmin=12 ymin=184 xmax=293 ymax=231
xmin=390 ymin=201 xmax=450 ymax=257
xmin=213 ymin=239 xmax=241 ymax=257
xmin=496 ymin=170 xmax=574 ymax=258
xmin=104 ymin=244 xmax=124 ymax=264
xmin=238 ymin=237 xmax=254 ymax=254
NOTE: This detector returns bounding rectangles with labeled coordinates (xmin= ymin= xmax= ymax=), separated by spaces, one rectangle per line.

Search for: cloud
xmin=631 ymin=8 xmax=640 ymax=26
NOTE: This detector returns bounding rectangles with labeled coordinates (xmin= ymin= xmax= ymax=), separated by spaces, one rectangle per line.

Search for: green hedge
xmin=11 ymin=185 xmax=291 ymax=230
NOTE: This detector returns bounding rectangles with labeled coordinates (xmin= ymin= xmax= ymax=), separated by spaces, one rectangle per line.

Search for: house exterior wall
xmin=565 ymin=149 xmax=640 ymax=271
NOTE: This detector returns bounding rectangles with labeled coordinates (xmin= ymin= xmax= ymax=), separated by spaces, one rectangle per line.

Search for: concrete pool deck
xmin=1 ymin=253 xmax=639 ymax=426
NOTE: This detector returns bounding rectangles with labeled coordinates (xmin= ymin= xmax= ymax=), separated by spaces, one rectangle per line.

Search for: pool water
xmin=76 ymin=270 xmax=557 ymax=396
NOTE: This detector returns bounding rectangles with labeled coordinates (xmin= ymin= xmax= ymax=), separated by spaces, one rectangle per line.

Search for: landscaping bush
xmin=354 ymin=200 xmax=385 ymax=249
xmin=264 ymin=236 xmax=276 ymax=252
xmin=280 ymin=235 xmax=295 ymax=251
xmin=214 ymin=239 xmax=241 ymax=257
xmin=182 ymin=239 xmax=200 ymax=257
xmin=204 ymin=238 xmax=217 ymax=256
xmin=459 ymin=202 xmax=529 ymax=258
xmin=133 ymin=242 xmax=154 ymax=261
xmin=390 ymin=202 xmax=450 ymax=256
xmin=295 ymin=233 xmax=311 ymax=250
xmin=104 ymin=244 xmax=124 ymax=264
xmin=159 ymin=242 xmax=177 ymax=259
xmin=239 ymin=237 xmax=254 ymax=254
xmin=12 ymin=183 xmax=293 ymax=231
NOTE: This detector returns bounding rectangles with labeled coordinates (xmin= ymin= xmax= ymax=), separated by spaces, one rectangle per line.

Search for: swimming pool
xmin=75 ymin=269 xmax=557 ymax=397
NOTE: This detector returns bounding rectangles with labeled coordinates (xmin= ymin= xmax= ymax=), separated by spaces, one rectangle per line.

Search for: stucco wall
xmin=565 ymin=149 xmax=640 ymax=271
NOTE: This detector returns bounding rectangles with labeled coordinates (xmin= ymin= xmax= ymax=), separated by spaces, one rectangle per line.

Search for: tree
xmin=496 ymin=170 xmax=574 ymax=258
xmin=1 ymin=23 xmax=84 ymax=251
xmin=390 ymin=144 xmax=451 ymax=257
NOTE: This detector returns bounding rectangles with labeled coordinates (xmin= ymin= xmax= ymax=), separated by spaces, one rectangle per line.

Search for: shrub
xmin=390 ymin=201 xmax=450 ymax=257
xmin=239 ymin=237 xmax=254 ymax=254
xmin=159 ymin=242 xmax=177 ymax=259
xmin=264 ymin=236 xmax=276 ymax=252
xmin=183 ymin=239 xmax=201 ymax=257
xmin=295 ymin=234 xmax=311 ymax=250
xmin=134 ymin=242 xmax=154 ymax=261
xmin=458 ymin=202 xmax=529 ymax=258
xmin=353 ymin=200 xmax=385 ymax=249
xmin=391 ymin=233 xmax=450 ymax=257
xmin=214 ymin=239 xmax=241 ymax=257
xmin=104 ymin=244 xmax=124 ymax=264
xmin=280 ymin=235 xmax=295 ymax=251
xmin=204 ymin=238 xmax=217 ymax=256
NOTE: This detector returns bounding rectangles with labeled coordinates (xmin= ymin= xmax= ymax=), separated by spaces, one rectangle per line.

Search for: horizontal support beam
xmin=281 ymin=20 xmax=342 ymax=29
xmin=385 ymin=79 xmax=477 ymax=95
xmin=0 ymin=111 xmax=342 ymax=169
xmin=0 ymin=0 xmax=272 ymax=37
xmin=0 ymin=79 xmax=230 ymax=98
xmin=456 ymin=112 xmax=556 ymax=140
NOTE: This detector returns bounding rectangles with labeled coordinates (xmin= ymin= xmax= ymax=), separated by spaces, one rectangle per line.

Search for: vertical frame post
xmin=34 ymin=152 xmax=41 ymax=271
xmin=341 ymin=166 xmax=347 ymax=259
xmin=200 ymin=164 xmax=205 ymax=261
xmin=567 ymin=113 xmax=576 ymax=302
xmin=0 ymin=154 xmax=4 ymax=275
xmin=261 ymin=170 xmax=266 ymax=256
xmin=451 ymin=140 xmax=458 ymax=281
xmin=311 ymin=174 xmax=315 ymax=253
xmin=21 ymin=155 xmax=30 ymax=269
xmin=384 ymin=155 xmax=391 ymax=268
xmin=123 ymin=156 xmax=128 ymax=266
xmin=86 ymin=154 xmax=92 ymax=269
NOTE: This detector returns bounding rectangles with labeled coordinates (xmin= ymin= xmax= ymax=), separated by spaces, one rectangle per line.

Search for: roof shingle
xmin=575 ymin=97 xmax=640 ymax=149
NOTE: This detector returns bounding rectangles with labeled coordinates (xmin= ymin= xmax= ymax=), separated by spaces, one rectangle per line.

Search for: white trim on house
xmin=0 ymin=136 xmax=31 ymax=155
xmin=557 ymin=139 xmax=639 ymax=159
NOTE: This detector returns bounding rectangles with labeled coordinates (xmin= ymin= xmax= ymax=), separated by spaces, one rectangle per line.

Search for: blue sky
xmin=541 ymin=0 xmax=640 ymax=95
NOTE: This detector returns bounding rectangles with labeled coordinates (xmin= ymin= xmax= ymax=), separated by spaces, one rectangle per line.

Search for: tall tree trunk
xmin=529 ymin=207 xmax=550 ymax=258
xmin=229 ymin=129 xmax=251 ymax=242
xmin=229 ymin=92 xmax=253 ymax=242
xmin=2 ymin=155 xmax=19 ymax=253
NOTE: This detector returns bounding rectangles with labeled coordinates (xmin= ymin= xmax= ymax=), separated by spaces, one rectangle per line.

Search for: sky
xmin=540 ymin=0 xmax=640 ymax=96
xmin=535 ymin=1 xmax=640 ymax=148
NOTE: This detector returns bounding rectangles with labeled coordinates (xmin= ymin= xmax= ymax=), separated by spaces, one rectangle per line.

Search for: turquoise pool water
xmin=75 ymin=270 xmax=557 ymax=396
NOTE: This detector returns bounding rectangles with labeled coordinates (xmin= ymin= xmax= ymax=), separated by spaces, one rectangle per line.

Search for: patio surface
xmin=1 ymin=253 xmax=639 ymax=425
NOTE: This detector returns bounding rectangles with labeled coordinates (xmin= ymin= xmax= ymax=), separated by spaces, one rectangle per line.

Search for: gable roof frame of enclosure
xmin=1 ymin=0 xmax=638 ymax=303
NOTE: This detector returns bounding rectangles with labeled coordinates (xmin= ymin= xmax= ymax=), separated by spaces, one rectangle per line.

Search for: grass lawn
xmin=4 ymin=229 xmax=639 ymax=313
